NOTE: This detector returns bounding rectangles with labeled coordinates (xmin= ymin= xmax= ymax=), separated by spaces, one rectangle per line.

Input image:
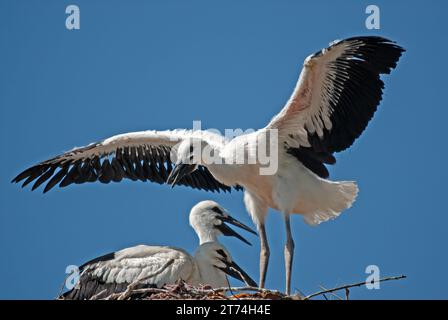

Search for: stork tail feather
xmin=303 ymin=181 xmax=358 ymax=225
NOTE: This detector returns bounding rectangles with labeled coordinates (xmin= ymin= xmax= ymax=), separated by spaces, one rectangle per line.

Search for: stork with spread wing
xmin=13 ymin=36 xmax=404 ymax=294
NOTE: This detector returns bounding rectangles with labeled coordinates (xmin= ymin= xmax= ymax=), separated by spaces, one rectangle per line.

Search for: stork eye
xmin=189 ymin=145 xmax=194 ymax=153
xmin=211 ymin=206 xmax=223 ymax=215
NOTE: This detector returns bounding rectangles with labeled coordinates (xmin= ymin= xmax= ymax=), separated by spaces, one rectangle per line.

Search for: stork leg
xmin=283 ymin=214 xmax=294 ymax=295
xmin=243 ymin=191 xmax=269 ymax=289
xmin=258 ymin=223 xmax=270 ymax=288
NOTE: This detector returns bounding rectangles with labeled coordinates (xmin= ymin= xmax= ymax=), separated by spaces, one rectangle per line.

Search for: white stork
xmin=61 ymin=200 xmax=257 ymax=300
xmin=13 ymin=36 xmax=404 ymax=295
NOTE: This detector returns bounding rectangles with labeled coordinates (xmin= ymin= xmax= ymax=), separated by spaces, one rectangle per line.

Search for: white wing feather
xmin=85 ymin=245 xmax=198 ymax=287
xmin=267 ymin=40 xmax=350 ymax=147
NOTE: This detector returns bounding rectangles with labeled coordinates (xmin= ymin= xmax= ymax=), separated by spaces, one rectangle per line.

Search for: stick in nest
xmin=304 ymin=274 xmax=407 ymax=300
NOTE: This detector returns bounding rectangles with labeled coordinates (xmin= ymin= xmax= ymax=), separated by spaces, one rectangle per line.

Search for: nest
xmin=59 ymin=275 xmax=406 ymax=300
xmin=86 ymin=281 xmax=297 ymax=300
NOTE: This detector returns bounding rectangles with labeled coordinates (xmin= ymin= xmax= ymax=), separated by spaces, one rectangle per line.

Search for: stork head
xmin=196 ymin=241 xmax=257 ymax=287
xmin=167 ymin=138 xmax=207 ymax=187
xmin=189 ymin=200 xmax=257 ymax=245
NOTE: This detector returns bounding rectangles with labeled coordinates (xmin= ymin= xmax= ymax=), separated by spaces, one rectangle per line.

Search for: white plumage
xmin=14 ymin=36 xmax=404 ymax=295
xmin=61 ymin=201 xmax=257 ymax=299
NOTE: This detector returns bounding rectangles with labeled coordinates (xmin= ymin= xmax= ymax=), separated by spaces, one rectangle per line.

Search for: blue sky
xmin=0 ymin=0 xmax=446 ymax=299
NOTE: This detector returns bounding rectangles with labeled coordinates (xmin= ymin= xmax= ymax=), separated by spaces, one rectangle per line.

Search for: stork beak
xmin=219 ymin=259 xmax=258 ymax=287
xmin=215 ymin=212 xmax=257 ymax=246
xmin=166 ymin=162 xmax=196 ymax=187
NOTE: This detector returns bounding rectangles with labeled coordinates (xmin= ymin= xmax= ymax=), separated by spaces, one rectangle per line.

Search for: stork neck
xmin=197 ymin=230 xmax=218 ymax=245
xmin=194 ymin=242 xmax=228 ymax=288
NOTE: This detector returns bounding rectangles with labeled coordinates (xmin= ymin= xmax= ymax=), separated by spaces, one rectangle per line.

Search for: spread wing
xmin=267 ymin=36 xmax=404 ymax=178
xmin=12 ymin=129 xmax=240 ymax=193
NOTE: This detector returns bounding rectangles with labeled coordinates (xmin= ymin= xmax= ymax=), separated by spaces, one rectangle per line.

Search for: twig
xmin=126 ymin=288 xmax=182 ymax=300
xmin=116 ymin=287 xmax=168 ymax=300
xmin=90 ymin=289 xmax=107 ymax=300
xmin=304 ymin=275 xmax=406 ymax=300
xmin=207 ymin=286 xmax=285 ymax=296
xmin=318 ymin=285 xmax=343 ymax=300
xmin=224 ymin=277 xmax=236 ymax=299
xmin=104 ymin=288 xmax=160 ymax=301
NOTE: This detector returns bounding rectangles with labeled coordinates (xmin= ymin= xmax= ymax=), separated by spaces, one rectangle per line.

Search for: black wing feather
xmin=287 ymin=36 xmax=404 ymax=178
xmin=12 ymin=143 xmax=239 ymax=193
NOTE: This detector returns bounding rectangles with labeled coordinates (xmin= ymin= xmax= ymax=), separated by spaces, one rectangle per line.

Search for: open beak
xmin=219 ymin=259 xmax=258 ymax=287
xmin=215 ymin=212 xmax=257 ymax=246
xmin=166 ymin=162 xmax=196 ymax=187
